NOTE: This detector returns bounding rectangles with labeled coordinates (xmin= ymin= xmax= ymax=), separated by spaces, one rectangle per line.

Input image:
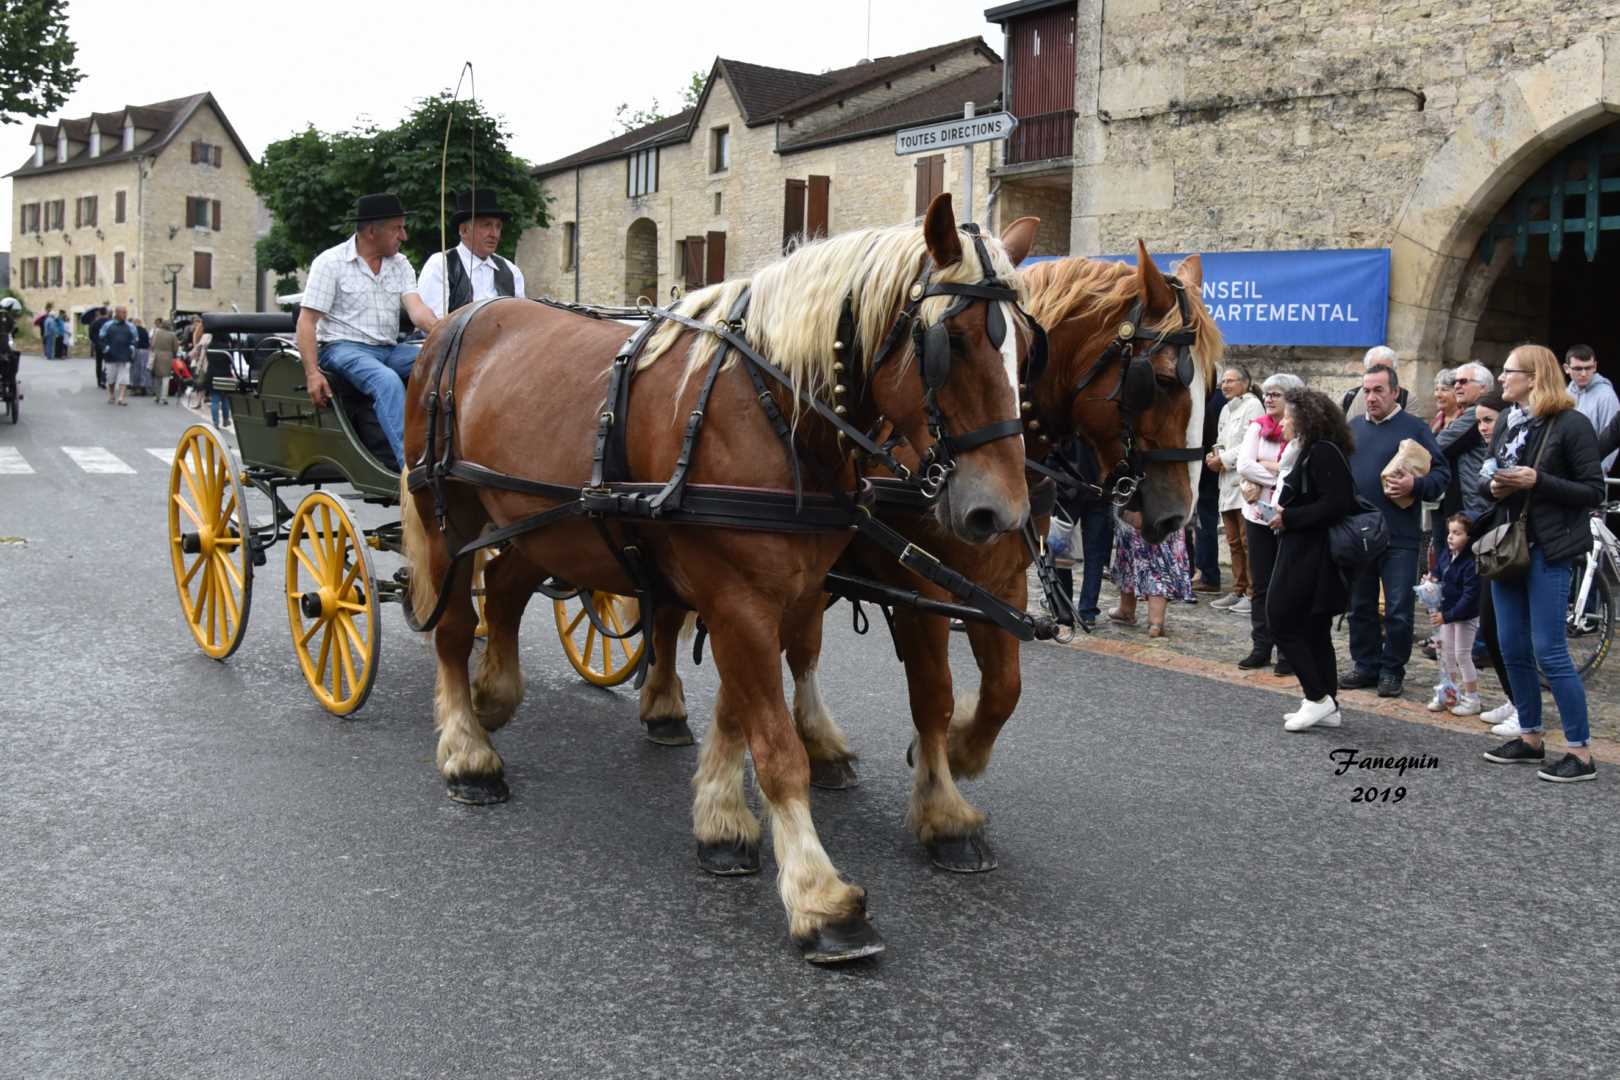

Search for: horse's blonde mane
xmin=639 ymin=222 xmax=1027 ymax=407
xmin=1020 ymin=256 xmax=1223 ymax=384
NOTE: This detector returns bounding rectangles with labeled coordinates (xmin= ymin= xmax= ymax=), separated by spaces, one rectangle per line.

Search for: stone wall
xmin=12 ymin=159 xmax=142 ymax=319
xmin=1072 ymin=0 xmax=1620 ymax=406
xmin=518 ymin=67 xmax=1001 ymax=306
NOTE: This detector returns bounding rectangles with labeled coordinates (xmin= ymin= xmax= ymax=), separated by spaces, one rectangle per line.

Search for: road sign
xmin=894 ymin=111 xmax=1018 ymax=156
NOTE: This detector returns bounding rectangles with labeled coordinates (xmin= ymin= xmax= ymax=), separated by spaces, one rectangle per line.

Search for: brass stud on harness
xmin=909 ymin=283 xmax=924 ymax=301
xmin=1027 ymin=419 xmax=1041 ymax=432
xmin=833 ymin=340 xmax=845 ymax=351
xmin=834 ymin=384 xmax=848 ymax=397
xmin=1118 ymin=321 xmax=1135 ymax=339
xmin=834 ymin=404 xmax=848 ymax=416
xmin=833 ymin=361 xmax=845 ymax=375
xmin=1021 ymin=400 xmax=1033 ymax=414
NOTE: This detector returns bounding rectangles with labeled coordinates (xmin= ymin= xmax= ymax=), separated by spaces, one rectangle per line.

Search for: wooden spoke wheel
xmin=554 ymin=591 xmax=644 ymax=687
xmin=168 ymin=423 xmax=253 ymax=659
xmin=286 ymin=491 xmax=381 ymax=716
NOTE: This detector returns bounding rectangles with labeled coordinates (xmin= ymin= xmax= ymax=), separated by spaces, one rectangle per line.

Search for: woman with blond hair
xmin=1478 ymin=344 xmax=1606 ymax=782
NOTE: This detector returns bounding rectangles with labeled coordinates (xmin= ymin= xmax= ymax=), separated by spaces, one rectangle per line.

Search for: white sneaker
xmin=1491 ymin=716 xmax=1526 ymax=738
xmin=1230 ymin=596 xmax=1252 ymax=614
xmin=1450 ymin=693 xmax=1482 ymax=717
xmin=1210 ymin=592 xmax=1241 ymax=610
xmin=1425 ymin=688 xmax=1450 ymax=712
xmin=1282 ymin=697 xmax=1312 ymax=723
xmin=1480 ymin=702 xmax=1516 ymax=726
xmin=1284 ymin=696 xmax=1342 ymax=732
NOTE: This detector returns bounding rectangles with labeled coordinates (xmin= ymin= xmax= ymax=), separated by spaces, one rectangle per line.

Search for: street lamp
xmin=161 ymin=263 xmax=184 ymax=318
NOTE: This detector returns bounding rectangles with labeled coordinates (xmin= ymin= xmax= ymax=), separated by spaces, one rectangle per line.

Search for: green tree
xmin=0 ymin=0 xmax=83 ymax=126
xmin=251 ymin=95 xmax=547 ymax=275
xmin=613 ymin=69 xmax=709 ymax=133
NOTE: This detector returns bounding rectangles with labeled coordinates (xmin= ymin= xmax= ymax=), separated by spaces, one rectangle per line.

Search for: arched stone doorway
xmin=1388 ymin=34 xmax=1620 ymax=387
xmin=624 ymin=218 xmax=658 ymax=304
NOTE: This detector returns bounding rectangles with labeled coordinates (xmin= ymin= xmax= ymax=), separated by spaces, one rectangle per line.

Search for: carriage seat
xmin=319 ymin=365 xmax=399 ymax=472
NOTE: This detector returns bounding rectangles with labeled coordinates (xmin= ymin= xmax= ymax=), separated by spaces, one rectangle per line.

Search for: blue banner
xmin=1026 ymin=249 xmax=1390 ymax=347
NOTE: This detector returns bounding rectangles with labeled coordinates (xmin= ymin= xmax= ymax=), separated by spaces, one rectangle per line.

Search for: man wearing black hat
xmin=412 ymin=189 xmax=527 ymax=320
xmin=297 ymin=193 xmax=438 ymax=469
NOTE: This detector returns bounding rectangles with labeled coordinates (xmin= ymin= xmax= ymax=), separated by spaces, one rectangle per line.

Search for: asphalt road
xmin=3 ymin=354 xmax=1618 ymax=1079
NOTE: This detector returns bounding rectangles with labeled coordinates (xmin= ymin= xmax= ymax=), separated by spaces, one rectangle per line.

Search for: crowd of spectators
xmin=1048 ymin=341 xmax=1612 ymax=783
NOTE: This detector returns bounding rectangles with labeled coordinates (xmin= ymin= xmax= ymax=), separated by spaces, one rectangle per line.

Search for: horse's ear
xmin=1176 ymin=253 xmax=1204 ymax=290
xmin=999 ymin=216 xmax=1039 ymax=267
xmin=1135 ymin=239 xmax=1175 ymax=313
xmin=923 ymin=194 xmax=962 ymax=268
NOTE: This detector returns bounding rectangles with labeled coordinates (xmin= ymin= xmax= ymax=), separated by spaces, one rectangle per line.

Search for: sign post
xmin=895 ymin=108 xmax=1018 ymax=224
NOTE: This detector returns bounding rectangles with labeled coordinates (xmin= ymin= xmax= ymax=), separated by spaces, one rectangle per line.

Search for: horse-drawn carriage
xmin=164 ymin=311 xmax=645 ymax=716
xmin=165 ymin=195 xmax=1218 ymax=962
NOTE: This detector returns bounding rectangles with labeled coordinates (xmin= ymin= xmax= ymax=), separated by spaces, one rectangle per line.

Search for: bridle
xmin=841 ymin=223 xmax=1043 ymax=497
xmin=1045 ymin=274 xmax=1204 ymax=507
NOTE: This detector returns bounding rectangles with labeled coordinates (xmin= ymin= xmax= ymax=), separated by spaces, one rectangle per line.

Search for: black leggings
xmin=1245 ymin=520 xmax=1278 ymax=657
xmin=1477 ymin=582 xmax=1513 ymax=705
xmin=1271 ymin=611 xmax=1339 ymax=702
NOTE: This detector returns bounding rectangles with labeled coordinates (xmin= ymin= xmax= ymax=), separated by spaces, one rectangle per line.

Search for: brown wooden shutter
xmin=211 ymin=200 xmax=221 ymax=231
xmin=783 ymin=178 xmax=806 ymax=253
xmin=115 ymin=190 xmax=126 ymax=223
xmin=194 ymin=251 xmax=212 ymax=289
xmin=916 ymin=155 xmax=945 ymax=215
xmin=929 ymin=155 xmax=944 ymax=205
xmin=683 ymin=235 xmax=706 ymax=289
xmin=88 ymin=196 xmax=97 ymax=227
xmin=74 ymin=199 xmax=81 ymax=228
xmin=705 ymin=231 xmax=726 ymax=284
xmin=211 ymin=145 xmax=222 ymax=167
xmin=114 ymin=251 xmax=125 ymax=283
xmin=806 ymin=176 xmax=830 ymax=240
xmin=86 ymin=254 xmax=95 ymax=286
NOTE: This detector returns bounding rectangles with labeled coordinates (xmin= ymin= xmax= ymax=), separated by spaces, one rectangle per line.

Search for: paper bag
xmin=1380 ymin=438 xmax=1432 ymax=508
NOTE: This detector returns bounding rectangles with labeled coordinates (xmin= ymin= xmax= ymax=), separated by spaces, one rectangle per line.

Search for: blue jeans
xmin=1492 ymin=547 xmax=1589 ymax=746
xmin=318 ymin=339 xmax=422 ymax=468
xmin=1347 ymin=545 xmax=1419 ymax=681
xmin=1194 ymin=481 xmax=1221 ymax=585
xmin=1053 ymin=505 xmax=1115 ymax=624
xmin=209 ymin=387 xmax=232 ymax=427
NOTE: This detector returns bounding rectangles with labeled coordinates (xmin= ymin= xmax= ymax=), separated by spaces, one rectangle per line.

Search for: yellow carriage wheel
xmin=168 ymin=423 xmax=253 ymax=659
xmin=285 ymin=491 xmax=381 ymax=716
xmin=554 ymin=591 xmax=644 ymax=687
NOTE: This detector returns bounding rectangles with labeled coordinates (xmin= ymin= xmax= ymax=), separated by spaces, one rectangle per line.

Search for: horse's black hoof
xmin=810 ymin=757 xmax=860 ymax=790
xmin=797 ymin=916 xmax=886 ymax=964
xmin=696 ymin=838 xmax=760 ymax=876
xmin=446 ymin=773 xmax=510 ymax=805
xmin=643 ymin=716 xmax=696 ymax=746
xmin=927 ymin=829 xmax=997 ymax=873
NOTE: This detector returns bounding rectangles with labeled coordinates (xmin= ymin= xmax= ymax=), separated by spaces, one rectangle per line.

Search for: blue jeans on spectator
xmin=1347 ymin=545 xmax=1420 ymax=681
xmin=318 ymin=339 xmax=422 ymax=468
xmin=209 ymin=387 xmax=232 ymax=428
xmin=1053 ymin=505 xmax=1115 ymax=625
xmin=1194 ymin=481 xmax=1221 ymax=586
xmin=1492 ymin=547 xmax=1589 ymax=746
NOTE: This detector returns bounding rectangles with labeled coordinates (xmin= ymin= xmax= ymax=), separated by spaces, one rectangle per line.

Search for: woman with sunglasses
xmin=1478 ymin=345 xmax=1606 ymax=782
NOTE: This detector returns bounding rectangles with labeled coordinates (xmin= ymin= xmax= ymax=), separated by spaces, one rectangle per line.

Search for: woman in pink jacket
xmin=1234 ymin=372 xmax=1304 ymax=675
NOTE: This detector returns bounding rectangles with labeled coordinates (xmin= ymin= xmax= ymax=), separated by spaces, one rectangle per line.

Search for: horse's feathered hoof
xmin=809 ymin=757 xmax=860 ymax=790
xmin=696 ymin=838 xmax=760 ymax=876
xmin=446 ymin=773 xmax=510 ymax=805
xmin=643 ymin=717 xmax=696 ymax=746
xmin=797 ymin=915 xmax=886 ymax=965
xmin=927 ymin=829 xmax=998 ymax=873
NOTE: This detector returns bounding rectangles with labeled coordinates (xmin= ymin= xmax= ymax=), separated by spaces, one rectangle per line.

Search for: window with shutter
xmin=211 ymin=145 xmax=222 ymax=167
xmin=705 ymin=231 xmax=726 ymax=284
xmin=193 ymin=252 xmax=212 ymax=289
xmin=683 ymin=235 xmax=706 ymax=290
xmin=783 ymin=178 xmax=806 ymax=253
xmin=211 ymin=200 xmax=221 ymax=231
xmin=115 ymin=191 xmax=126 ymax=223
xmin=84 ymin=254 xmax=95 ymax=287
xmin=114 ymin=252 xmax=125 ymax=284
xmin=914 ymin=155 xmax=945 ymax=217
xmin=87 ymin=196 xmax=97 ymax=227
xmin=806 ymin=175 xmax=830 ymax=240
xmin=190 ymin=140 xmax=201 ymax=163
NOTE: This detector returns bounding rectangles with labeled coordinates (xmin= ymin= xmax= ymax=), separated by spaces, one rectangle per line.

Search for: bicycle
xmin=1564 ymin=477 xmax=1620 ymax=682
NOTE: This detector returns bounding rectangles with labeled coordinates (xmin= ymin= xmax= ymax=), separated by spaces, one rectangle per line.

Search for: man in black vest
xmin=411 ymin=189 xmax=526 ymax=320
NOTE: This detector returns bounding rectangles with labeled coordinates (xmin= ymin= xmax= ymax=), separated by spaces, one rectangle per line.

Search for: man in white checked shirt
xmin=297 ymin=193 xmax=439 ymax=469
xmin=414 ymin=189 xmax=526 ymax=319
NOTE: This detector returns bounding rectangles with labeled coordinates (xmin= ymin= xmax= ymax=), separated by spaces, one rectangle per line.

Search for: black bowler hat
xmin=452 ymin=188 xmax=512 ymax=227
xmin=345 ymin=192 xmax=411 ymax=224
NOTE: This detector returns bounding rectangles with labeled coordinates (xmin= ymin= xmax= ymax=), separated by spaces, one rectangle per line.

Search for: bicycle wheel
xmin=1561 ymin=566 xmax=1614 ymax=683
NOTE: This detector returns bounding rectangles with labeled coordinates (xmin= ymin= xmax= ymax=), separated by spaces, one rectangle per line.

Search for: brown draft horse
xmin=639 ymin=246 xmax=1223 ymax=871
xmin=400 ymin=196 xmax=1039 ymax=962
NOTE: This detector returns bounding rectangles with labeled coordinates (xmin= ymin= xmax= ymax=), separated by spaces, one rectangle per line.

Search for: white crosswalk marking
xmin=0 ymin=447 xmax=34 ymax=474
xmin=146 ymin=448 xmax=175 ymax=466
xmin=61 ymin=446 xmax=136 ymax=474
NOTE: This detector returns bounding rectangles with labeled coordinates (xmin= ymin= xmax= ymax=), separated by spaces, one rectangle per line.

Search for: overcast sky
xmin=3 ymin=0 xmax=1005 ymax=237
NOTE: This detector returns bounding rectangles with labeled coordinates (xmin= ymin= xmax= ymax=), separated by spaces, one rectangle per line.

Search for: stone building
xmin=999 ymin=0 xmax=1620 ymax=402
xmin=8 ymin=92 xmax=258 ymax=323
xmin=520 ymin=38 xmax=1036 ymax=305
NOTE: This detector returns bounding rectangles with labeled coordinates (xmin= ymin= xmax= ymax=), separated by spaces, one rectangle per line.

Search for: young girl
xmin=1428 ymin=513 xmax=1482 ymax=715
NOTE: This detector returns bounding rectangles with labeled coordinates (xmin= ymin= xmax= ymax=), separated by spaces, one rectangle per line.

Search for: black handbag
xmin=1475 ymin=415 xmax=1555 ymax=582
xmin=1296 ymin=442 xmax=1389 ymax=571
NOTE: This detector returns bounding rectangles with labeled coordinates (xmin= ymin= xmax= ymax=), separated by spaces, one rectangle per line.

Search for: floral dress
xmin=1110 ymin=515 xmax=1194 ymax=600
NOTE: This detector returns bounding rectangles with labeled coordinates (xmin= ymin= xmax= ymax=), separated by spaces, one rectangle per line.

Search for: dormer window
xmin=56 ymin=131 xmax=67 ymax=161
xmin=32 ymin=139 xmax=43 ymax=167
xmin=89 ymin=128 xmax=101 ymax=157
xmin=122 ymin=119 xmax=134 ymax=152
